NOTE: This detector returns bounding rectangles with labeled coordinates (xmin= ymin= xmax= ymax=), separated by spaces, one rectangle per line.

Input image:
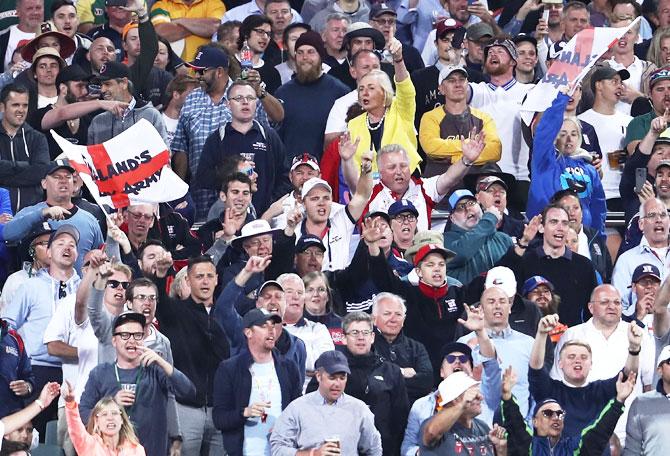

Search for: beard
xmin=485 ymin=61 xmax=512 ymax=77
xmin=295 ymin=61 xmax=322 ymax=84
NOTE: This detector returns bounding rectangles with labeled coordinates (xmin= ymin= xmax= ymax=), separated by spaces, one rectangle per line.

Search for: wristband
xmin=628 ymin=348 xmax=641 ymax=356
xmin=393 ymin=58 xmax=403 ymax=63
xmin=34 ymin=399 xmax=45 ymax=410
xmin=461 ymin=157 xmax=473 ymax=167
xmin=516 ymin=239 xmax=528 ymax=249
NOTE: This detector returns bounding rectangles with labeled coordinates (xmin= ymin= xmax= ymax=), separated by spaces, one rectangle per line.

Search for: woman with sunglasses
xmin=500 ymin=365 xmax=635 ymax=455
xmin=63 ymin=380 xmax=146 ymax=455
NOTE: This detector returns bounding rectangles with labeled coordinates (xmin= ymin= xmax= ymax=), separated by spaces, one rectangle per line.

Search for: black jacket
xmin=212 ymin=349 xmax=301 ymax=456
xmin=307 ymin=350 xmax=409 ymax=456
xmin=583 ymin=225 xmax=613 ymax=283
xmin=148 ymin=209 xmax=202 ymax=261
xmin=0 ymin=122 xmax=51 ymax=213
xmin=154 ymin=275 xmax=230 ymax=407
xmin=373 ymin=331 xmax=433 ymax=404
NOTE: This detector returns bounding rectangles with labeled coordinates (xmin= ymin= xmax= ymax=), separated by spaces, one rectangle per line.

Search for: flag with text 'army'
xmin=51 ymin=119 xmax=188 ymax=209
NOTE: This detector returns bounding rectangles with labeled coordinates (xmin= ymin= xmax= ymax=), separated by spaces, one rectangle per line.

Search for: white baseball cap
xmin=658 ymin=345 xmax=670 ymax=367
xmin=437 ymin=371 xmax=480 ymax=406
xmin=485 ymin=266 xmax=517 ymax=298
xmin=301 ymin=177 xmax=332 ymax=199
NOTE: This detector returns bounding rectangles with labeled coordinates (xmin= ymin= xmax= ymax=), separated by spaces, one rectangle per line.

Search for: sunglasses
xmin=445 ymin=354 xmax=469 ymax=364
xmin=541 ymin=409 xmax=566 ymax=420
xmin=107 ymin=280 xmax=130 ymax=290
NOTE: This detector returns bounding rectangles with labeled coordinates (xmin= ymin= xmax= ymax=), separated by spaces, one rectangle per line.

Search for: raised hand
xmin=338 ymin=131 xmax=360 ymax=161
xmin=0 ymin=213 xmax=12 ymax=223
xmin=457 ymin=304 xmax=485 ymax=333
xmin=285 ymin=206 xmax=303 ymax=231
xmin=537 ymin=314 xmax=560 ymax=335
xmin=360 ymin=149 xmax=373 ymax=175
xmin=244 ymin=255 xmax=272 ymax=274
xmin=100 ymin=100 xmax=129 ymax=118
xmin=108 ymin=223 xmax=131 ymax=253
xmin=501 ymin=366 xmax=517 ymax=400
xmin=222 ymin=207 xmax=245 ymax=239
xmin=9 ymin=380 xmax=32 ymax=396
xmin=386 ymin=24 xmax=402 ymax=61
xmin=62 ymin=380 xmax=75 ymax=403
xmin=40 ymin=382 xmax=61 ymax=406
xmin=361 ymin=216 xmax=383 ymax=245
xmin=616 ymin=371 xmax=637 ymax=403
xmin=628 ymin=321 xmax=643 ymax=352
xmin=153 ymin=250 xmax=174 ymax=278
xmin=488 ymin=424 xmax=508 ymax=448
xmin=461 ymin=128 xmax=485 ymax=164
xmin=42 ymin=206 xmax=71 ymax=221
xmin=521 ymin=214 xmax=542 ymax=245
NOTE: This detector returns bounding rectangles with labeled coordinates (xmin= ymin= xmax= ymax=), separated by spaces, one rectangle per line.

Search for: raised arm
xmin=422 ymin=389 xmax=476 ymax=447
xmin=42 ymin=100 xmax=128 ymax=129
xmin=1 ymin=383 xmax=60 ymax=435
xmin=347 ymin=150 xmax=374 ymax=221
xmin=436 ymin=129 xmax=485 ymax=196
xmin=654 ymin=274 xmax=670 ymax=338
xmin=531 ymin=314 xmax=558 ymax=369
xmin=458 ymin=304 xmax=495 ymax=359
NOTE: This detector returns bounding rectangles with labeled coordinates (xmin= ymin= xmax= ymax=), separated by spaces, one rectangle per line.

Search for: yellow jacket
xmin=347 ymin=77 xmax=422 ymax=173
xmin=418 ymin=105 xmax=502 ymax=165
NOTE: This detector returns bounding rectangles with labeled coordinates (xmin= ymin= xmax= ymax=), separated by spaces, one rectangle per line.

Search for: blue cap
xmin=533 ymin=398 xmax=562 ymax=417
xmin=295 ymin=235 xmax=325 ymax=253
xmin=521 ymin=276 xmax=554 ymax=297
xmin=185 ymin=46 xmax=229 ymax=70
xmin=388 ymin=199 xmax=419 ymax=218
xmin=631 ymin=263 xmax=661 ymax=284
xmin=242 ymin=308 xmax=281 ymax=329
xmin=315 ymin=350 xmax=350 ymax=374
xmin=448 ymin=189 xmax=475 ymax=210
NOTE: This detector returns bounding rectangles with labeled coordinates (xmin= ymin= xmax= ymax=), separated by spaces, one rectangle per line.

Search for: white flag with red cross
xmin=51 ymin=119 xmax=188 ymax=210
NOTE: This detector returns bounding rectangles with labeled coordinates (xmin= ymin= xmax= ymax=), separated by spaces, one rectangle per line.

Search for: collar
xmin=655 ymin=379 xmax=670 ymax=396
xmin=534 ymin=244 xmax=572 ymax=260
xmin=638 ymin=236 xmax=669 ymax=255
xmin=486 ymin=326 xmax=513 ymax=339
xmin=486 ymin=78 xmax=517 ymax=91
xmin=418 ymin=280 xmax=448 ymax=300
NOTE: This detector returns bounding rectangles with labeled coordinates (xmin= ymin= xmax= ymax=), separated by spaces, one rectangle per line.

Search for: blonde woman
xmin=63 ymin=381 xmax=146 ymax=455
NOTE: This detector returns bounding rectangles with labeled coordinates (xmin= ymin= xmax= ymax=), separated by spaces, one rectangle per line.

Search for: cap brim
xmin=231 ymin=227 xmax=282 ymax=249
xmin=324 ymin=364 xmax=351 ymax=375
xmin=463 ymin=170 xmax=516 ymax=193
xmin=297 ymin=241 xmax=327 ymax=253
xmin=183 ymin=61 xmax=206 ymax=70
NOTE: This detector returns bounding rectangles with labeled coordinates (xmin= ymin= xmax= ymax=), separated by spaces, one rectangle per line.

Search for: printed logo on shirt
xmin=328 ymin=235 xmax=343 ymax=245
xmin=241 ymin=152 xmax=255 ymax=162
xmin=445 ymin=299 xmax=458 ymax=313
xmin=593 ymin=244 xmax=602 ymax=256
xmin=5 ymin=345 xmax=18 ymax=357
xmin=252 ymin=141 xmax=267 ymax=151
xmin=94 ymin=8 xmax=104 ymax=17
xmin=560 ymin=166 xmax=592 ymax=198
xmin=0 ymin=11 xmax=16 ymax=19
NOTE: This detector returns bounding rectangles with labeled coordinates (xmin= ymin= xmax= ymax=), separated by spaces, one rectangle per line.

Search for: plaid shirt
xmin=171 ymin=84 xmax=269 ymax=221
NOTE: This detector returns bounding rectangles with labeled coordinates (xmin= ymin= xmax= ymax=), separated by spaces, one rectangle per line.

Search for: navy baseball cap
xmin=96 ymin=61 xmax=130 ymax=81
xmin=521 ymin=276 xmax=555 ymax=296
xmin=296 ymin=234 xmax=326 ymax=253
xmin=315 ymin=350 xmax=350 ymax=374
xmin=388 ymin=199 xmax=419 ymax=218
xmin=185 ymin=46 xmax=229 ymax=70
xmin=242 ymin=308 xmax=281 ymax=328
xmin=631 ymin=264 xmax=661 ymax=284
xmin=442 ymin=342 xmax=473 ymax=364
xmin=112 ymin=311 xmax=146 ymax=331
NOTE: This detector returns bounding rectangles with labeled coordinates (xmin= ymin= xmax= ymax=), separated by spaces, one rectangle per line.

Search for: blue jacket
xmin=0 ymin=187 xmax=13 ymax=282
xmin=0 ymin=320 xmax=34 ymax=417
xmin=214 ymin=280 xmax=306 ymax=385
xmin=527 ymin=92 xmax=607 ymax=237
xmin=212 ymin=349 xmax=301 ymax=456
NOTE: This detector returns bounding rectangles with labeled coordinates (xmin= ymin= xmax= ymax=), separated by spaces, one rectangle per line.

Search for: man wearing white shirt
xmin=1 ymin=0 xmax=42 ymax=71
xmin=467 ymin=38 xmax=533 ymax=210
xmin=222 ymin=0 xmax=302 ymax=25
xmin=550 ymin=284 xmax=654 ymax=444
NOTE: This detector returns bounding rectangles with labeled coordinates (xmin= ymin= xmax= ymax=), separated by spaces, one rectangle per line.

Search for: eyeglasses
xmin=346 ymin=329 xmax=373 ymax=337
xmin=132 ymin=294 xmax=157 ymax=302
xmin=445 ymin=354 xmax=469 ymax=364
xmin=373 ymin=18 xmax=396 ymax=26
xmin=107 ymin=280 xmax=130 ymax=290
xmin=252 ymin=28 xmax=272 ymax=38
xmin=32 ymin=240 xmax=49 ymax=248
xmin=393 ymin=214 xmax=417 ymax=223
xmin=642 ymin=211 xmax=669 ymax=220
xmin=453 ymin=200 xmax=477 ymax=213
xmin=305 ymin=286 xmax=327 ymax=294
xmin=229 ymin=95 xmax=258 ymax=103
xmin=541 ymin=409 xmax=566 ymax=420
xmin=113 ymin=331 xmax=144 ymax=340
xmin=485 ymin=187 xmax=507 ymax=196
xmin=298 ymin=250 xmax=324 ymax=258
xmin=96 ymin=410 xmax=122 ymax=418
xmin=127 ymin=210 xmax=154 ymax=221
xmin=59 ymin=281 xmax=67 ymax=299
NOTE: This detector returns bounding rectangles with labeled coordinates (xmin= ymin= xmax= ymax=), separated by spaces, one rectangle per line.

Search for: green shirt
xmin=0 ymin=0 xmax=18 ymax=31
xmin=625 ymin=110 xmax=656 ymax=145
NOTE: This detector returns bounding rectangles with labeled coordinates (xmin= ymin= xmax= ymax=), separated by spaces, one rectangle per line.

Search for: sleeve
xmin=269 ymin=403 xmax=302 ymax=456
xmin=578 ymin=399 xmax=625 ymax=455
xmin=150 ymin=1 xmax=171 ymax=24
xmin=619 ymin=146 xmax=651 ymax=221
xmin=405 ymin=341 xmax=434 ymax=399
xmin=480 ymin=356 xmax=503 ymax=413
xmin=192 ymin=132 xmax=220 ymax=190
xmin=165 ymin=367 xmax=196 ymax=403
xmin=444 ymin=213 xmax=502 ymax=266
xmin=13 ymin=332 xmax=35 ymax=388
xmin=500 ymin=397 xmax=533 ymax=455
xmin=212 ymin=280 xmax=246 ymax=354
xmin=531 ymin=92 xmax=570 ymax=178
xmin=418 ymin=108 xmax=463 ymax=160
xmin=401 ymin=400 xmax=426 ymax=456
xmin=65 ymin=402 xmax=97 ymax=455
xmin=624 ymin=116 xmax=649 ymax=146
xmin=502 ymin=17 xmax=523 ymax=36
xmin=623 ymin=397 xmax=644 ymax=456
xmin=368 ymin=250 xmax=414 ymax=299
xmin=359 ymin=406 xmax=384 ymax=456
xmin=394 ymin=77 xmax=417 ymax=124
xmin=479 ymin=111 xmax=502 ymax=163
xmin=266 ymin=232 xmax=296 ymax=280
xmin=170 ymin=109 xmax=189 ymax=155
xmin=1 ymin=204 xmax=44 ymax=242
xmin=129 ymin=19 xmax=159 ymax=99
xmin=76 ymin=0 xmax=95 ymax=24
xmin=588 ymin=166 xmax=608 ymax=238
xmin=86 ymin=287 xmax=114 ymax=343
xmin=1 ymin=285 xmax=31 ymax=330
xmin=391 ymin=367 xmax=410 ymax=438
xmin=79 ymin=369 xmax=104 ymax=424
xmin=212 ymin=362 xmax=248 ymax=431
xmin=528 ymin=367 xmax=554 ymax=403
xmin=43 ymin=302 xmax=70 ymax=344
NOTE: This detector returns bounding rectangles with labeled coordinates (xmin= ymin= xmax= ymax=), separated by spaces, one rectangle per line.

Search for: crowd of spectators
xmin=2 ymin=0 xmax=670 ymax=455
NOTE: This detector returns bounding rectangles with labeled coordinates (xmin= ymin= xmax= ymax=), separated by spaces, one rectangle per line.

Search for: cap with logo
xmin=631 ymin=263 xmax=661 ymax=284
xmin=650 ymin=66 xmax=670 ymax=89
xmin=290 ymin=153 xmax=320 ymax=172
xmin=436 ymin=18 xmax=463 ymax=38
xmin=242 ymin=308 xmax=282 ymax=329
xmin=466 ymin=22 xmax=494 ymax=41
xmin=46 ymin=159 xmax=75 ymax=176
xmin=96 ymin=61 xmax=130 ymax=81
xmin=301 ymin=177 xmax=332 ymax=199
xmin=437 ymin=371 xmax=480 ymax=406
xmin=484 ymin=266 xmax=517 ymax=298
xmin=48 ymin=224 xmax=80 ymax=247
xmin=448 ymin=189 xmax=476 ymax=211
xmin=369 ymin=2 xmax=396 ymax=19
xmin=112 ymin=311 xmax=146 ymax=331
xmin=590 ymin=66 xmax=630 ymax=94
xmin=388 ymin=199 xmax=419 ymax=218
xmin=231 ymin=219 xmax=281 ymax=249
xmin=438 ymin=65 xmax=468 ymax=84
xmin=296 ymin=234 xmax=326 ymax=253
xmin=476 ymin=175 xmax=507 ymax=193
xmin=521 ymin=276 xmax=555 ymax=296
xmin=413 ymin=243 xmax=455 ymax=266
xmin=315 ymin=350 xmax=351 ymax=374
xmin=185 ymin=46 xmax=229 ymax=70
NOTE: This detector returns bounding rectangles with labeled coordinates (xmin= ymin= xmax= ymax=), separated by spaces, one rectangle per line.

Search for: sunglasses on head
xmin=541 ymin=409 xmax=566 ymax=420
xmin=445 ymin=354 xmax=469 ymax=364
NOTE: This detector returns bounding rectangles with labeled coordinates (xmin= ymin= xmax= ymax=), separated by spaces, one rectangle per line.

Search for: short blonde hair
xmin=359 ymin=69 xmax=394 ymax=107
xmin=559 ymin=340 xmax=592 ymax=357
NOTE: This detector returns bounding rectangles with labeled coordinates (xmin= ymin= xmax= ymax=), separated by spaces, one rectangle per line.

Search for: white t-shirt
xmin=43 ymin=295 xmax=99 ymax=407
xmin=3 ymin=25 xmax=35 ymax=71
xmin=325 ymin=90 xmax=358 ymax=135
xmin=577 ymin=228 xmax=591 ymax=260
xmin=37 ymin=94 xmax=58 ymax=110
xmin=270 ymin=192 xmax=344 ymax=230
xmin=244 ymin=360 xmax=282 ymax=455
xmin=578 ymin=109 xmax=632 ymax=200
xmin=297 ymin=204 xmax=356 ymax=271
xmin=469 ymin=80 xmax=533 ymax=181
xmin=609 ymin=56 xmax=647 ymax=115
xmin=162 ymin=113 xmax=179 ymax=149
